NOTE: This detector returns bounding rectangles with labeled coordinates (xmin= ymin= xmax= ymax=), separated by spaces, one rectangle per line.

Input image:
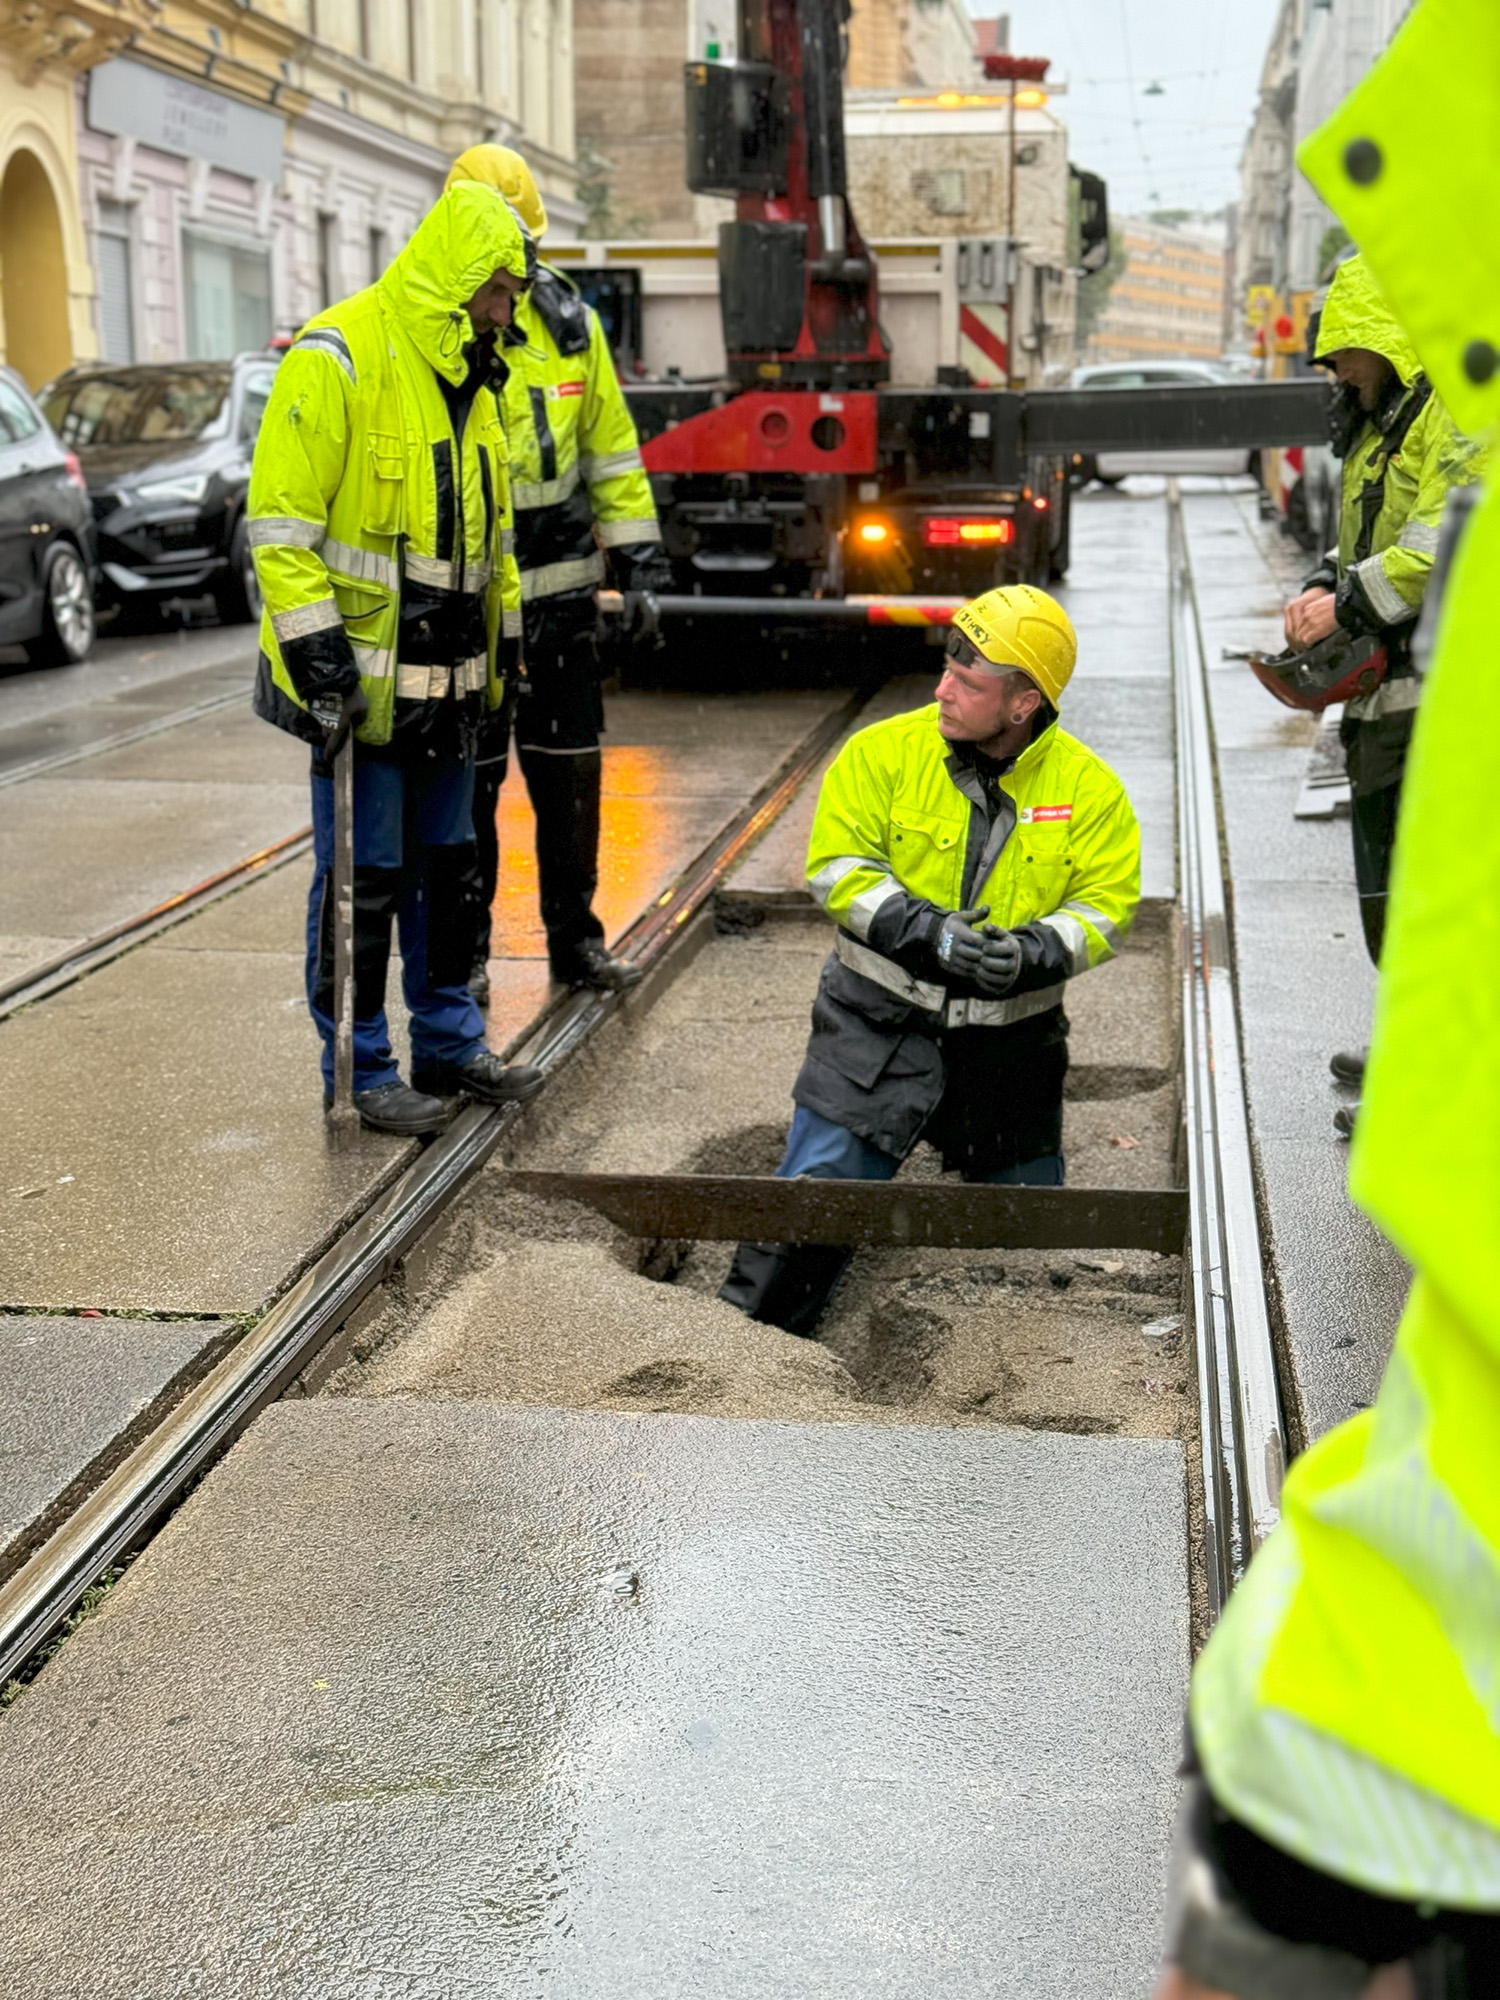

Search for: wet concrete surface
xmin=480 ymin=687 xmax=847 ymax=1047
xmin=0 ymin=628 xmax=257 ymax=777
xmin=1181 ymin=487 xmax=1408 ymax=1438
xmin=0 ymin=1315 xmax=226 ymax=1563
xmin=0 ymin=937 xmax=409 ymax=1313
xmin=0 ymin=1398 xmax=1188 ymax=1998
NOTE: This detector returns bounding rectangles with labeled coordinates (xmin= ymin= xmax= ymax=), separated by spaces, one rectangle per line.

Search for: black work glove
xmin=308 ymin=683 xmax=368 ymax=758
xmin=973 ymin=925 xmax=1022 ymax=997
xmin=618 ymin=588 xmax=663 ymax=650
xmin=933 ymin=905 xmax=992 ymax=980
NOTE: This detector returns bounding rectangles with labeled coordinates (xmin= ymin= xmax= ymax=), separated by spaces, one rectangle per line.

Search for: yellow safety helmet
xmin=947 ymin=584 xmax=1077 ymax=706
xmin=445 ymin=145 xmax=548 ymax=242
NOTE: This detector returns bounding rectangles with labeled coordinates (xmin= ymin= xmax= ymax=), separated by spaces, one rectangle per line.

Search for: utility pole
xmin=982 ymin=52 xmax=1051 ymax=388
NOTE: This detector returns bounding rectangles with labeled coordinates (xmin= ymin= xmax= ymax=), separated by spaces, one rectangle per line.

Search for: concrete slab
xmin=0 ymin=1314 xmax=226 ymax=1560
xmin=0 ymin=775 xmax=309 ymax=941
xmin=0 ymin=943 xmax=406 ymax=1314
xmin=0 ymin=1399 xmax=1188 ymax=1998
xmin=0 ymin=647 xmax=255 ymax=779
xmin=1183 ymin=490 xmax=1409 ymax=1439
xmin=49 ymin=701 xmax=304 ymax=788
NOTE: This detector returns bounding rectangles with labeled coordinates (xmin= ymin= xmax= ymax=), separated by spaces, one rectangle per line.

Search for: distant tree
xmin=575 ymin=138 xmax=650 ymax=239
xmin=1317 ymin=224 xmax=1353 ymax=280
xmin=1148 ymin=207 xmax=1194 ymax=228
xmin=1075 ymin=226 xmax=1128 ymax=348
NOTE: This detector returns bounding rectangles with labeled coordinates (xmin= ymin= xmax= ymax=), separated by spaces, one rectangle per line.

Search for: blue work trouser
xmin=306 ymin=742 xmax=487 ymax=1096
xmin=719 ymin=1107 xmax=1064 ymax=1336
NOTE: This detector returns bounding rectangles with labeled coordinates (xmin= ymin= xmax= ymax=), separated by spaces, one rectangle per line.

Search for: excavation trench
xmin=321 ymin=900 xmax=1193 ymax=1456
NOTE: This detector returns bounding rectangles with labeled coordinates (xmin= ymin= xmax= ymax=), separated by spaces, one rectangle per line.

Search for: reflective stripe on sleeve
xmin=322 ymin=537 xmax=399 ymax=590
xmin=596 ymin=516 xmax=661 ymax=548
xmin=583 ymin=446 xmax=644 ymax=483
xmin=271 ymin=597 xmax=343 ymax=643
xmin=847 ymin=874 xmax=904 ymax=941
xmin=511 ymin=463 xmax=582 ymax=511
xmin=501 ymin=529 xmax=515 ymax=557
xmin=1349 ymin=554 xmax=1416 ymax=624
xmin=1395 ymin=521 xmax=1442 ymax=555
xmin=808 ymin=854 xmax=873 ymax=907
xmin=248 ymin=515 xmax=323 ymax=549
xmin=502 ymin=606 xmax=522 ymax=638
xmin=1034 ymin=910 xmax=1091 ymax=975
xmin=291 ymin=328 xmax=356 ymax=382
xmin=834 ymin=932 xmax=946 ymax=1012
xmin=1063 ymin=898 xmax=1123 ymax=956
xmin=518 ymin=551 xmax=607 ymax=600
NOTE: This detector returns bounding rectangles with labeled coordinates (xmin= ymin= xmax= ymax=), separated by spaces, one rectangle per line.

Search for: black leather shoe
xmin=323 ymin=1081 xmax=452 ymax=1137
xmin=557 ymin=939 xmax=644 ymax=993
xmin=1333 ymin=1102 xmax=1359 ymax=1141
xmin=412 ymin=1049 xmax=546 ymax=1105
xmin=468 ymin=957 xmax=492 ymax=1009
xmin=1329 ymin=1048 xmax=1367 ymax=1083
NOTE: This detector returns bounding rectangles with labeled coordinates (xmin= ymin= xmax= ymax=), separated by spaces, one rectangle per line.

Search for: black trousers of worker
xmin=472 ymin=608 xmax=607 ymax=980
xmin=722 ymin=1008 xmax=1070 ymax=1338
xmin=1341 ymin=705 xmax=1415 ymax=965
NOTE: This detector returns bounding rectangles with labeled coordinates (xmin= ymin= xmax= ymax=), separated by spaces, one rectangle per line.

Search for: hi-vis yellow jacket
xmin=247 ymin=181 xmax=527 ymax=747
xmin=500 ymin=266 xmax=661 ymax=610
xmin=796 ymin=703 xmax=1140 ymax=1154
xmin=1190 ymin=0 xmax=1500 ymax=1910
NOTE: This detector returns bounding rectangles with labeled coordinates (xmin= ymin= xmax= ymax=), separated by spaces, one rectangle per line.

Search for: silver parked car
xmin=1069 ymin=359 xmax=1255 ymax=483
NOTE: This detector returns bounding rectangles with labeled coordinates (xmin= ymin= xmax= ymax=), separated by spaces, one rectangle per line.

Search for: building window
xmin=95 ymin=198 xmax=135 ymax=363
xmin=317 ymin=212 xmax=338 ymax=310
xmin=182 ymin=231 xmax=273 ymax=358
xmin=368 ymin=225 xmax=387 ymax=284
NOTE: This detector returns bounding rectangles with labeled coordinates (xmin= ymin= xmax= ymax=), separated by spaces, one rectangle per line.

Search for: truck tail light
xmin=922 ymin=516 xmax=1014 ymax=547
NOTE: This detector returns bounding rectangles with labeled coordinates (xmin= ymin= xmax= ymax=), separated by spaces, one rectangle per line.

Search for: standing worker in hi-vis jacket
xmin=445 ymin=146 xmax=674 ymax=1003
xmin=247 ymin=181 xmax=545 ymax=1136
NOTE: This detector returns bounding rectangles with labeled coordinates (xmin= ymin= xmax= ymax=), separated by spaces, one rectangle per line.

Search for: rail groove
xmin=1168 ymin=482 xmax=1287 ymax=1617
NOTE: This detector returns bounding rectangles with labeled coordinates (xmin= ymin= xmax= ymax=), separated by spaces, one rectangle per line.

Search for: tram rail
xmin=1168 ymin=481 xmax=1287 ymax=1616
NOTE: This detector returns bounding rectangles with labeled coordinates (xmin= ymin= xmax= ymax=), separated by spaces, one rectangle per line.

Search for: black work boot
xmin=412 ymin=1049 xmax=546 ymax=1106
xmin=719 ymin=1241 xmax=853 ymax=1337
xmin=327 ymin=1080 xmax=453 ymax=1137
xmin=558 ymin=938 xmax=644 ymax=993
xmin=1329 ymin=1048 xmax=1368 ymax=1083
xmin=468 ymin=957 xmax=492 ymax=1009
xmin=1334 ymin=1102 xmax=1359 ymax=1141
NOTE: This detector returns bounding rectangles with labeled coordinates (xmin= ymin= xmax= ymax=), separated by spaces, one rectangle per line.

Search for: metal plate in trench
xmin=0 ymin=1401 xmax=1188 ymax=1997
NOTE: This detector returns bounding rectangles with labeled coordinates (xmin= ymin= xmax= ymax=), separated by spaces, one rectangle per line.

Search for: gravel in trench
xmin=324 ymin=903 xmax=1191 ymax=1450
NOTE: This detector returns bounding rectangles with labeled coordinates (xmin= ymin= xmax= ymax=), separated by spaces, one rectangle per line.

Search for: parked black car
xmin=41 ymin=353 xmax=280 ymax=625
xmin=0 ymin=364 xmax=96 ymax=666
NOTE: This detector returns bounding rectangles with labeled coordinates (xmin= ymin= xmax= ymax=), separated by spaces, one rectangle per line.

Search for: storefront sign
xmin=87 ymin=58 xmax=284 ymax=184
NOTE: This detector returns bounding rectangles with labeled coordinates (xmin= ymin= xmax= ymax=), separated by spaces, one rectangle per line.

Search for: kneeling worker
xmin=721 ymin=585 xmax=1140 ymax=1336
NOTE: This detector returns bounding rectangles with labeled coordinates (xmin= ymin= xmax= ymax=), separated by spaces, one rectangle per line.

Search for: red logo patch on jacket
xmin=550 ymin=379 xmax=586 ymax=399
xmin=1021 ymin=803 xmax=1073 ymax=824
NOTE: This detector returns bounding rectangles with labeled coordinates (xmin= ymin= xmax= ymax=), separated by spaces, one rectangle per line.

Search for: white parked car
xmin=1069 ymin=359 xmax=1256 ymax=482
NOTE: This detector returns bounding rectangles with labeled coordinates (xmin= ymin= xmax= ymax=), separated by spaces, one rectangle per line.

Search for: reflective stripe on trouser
xmin=518 ymin=551 xmax=607 ymax=600
xmin=718 ymin=1105 xmax=1063 ymax=1336
xmin=306 ymin=743 xmax=486 ymax=1094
